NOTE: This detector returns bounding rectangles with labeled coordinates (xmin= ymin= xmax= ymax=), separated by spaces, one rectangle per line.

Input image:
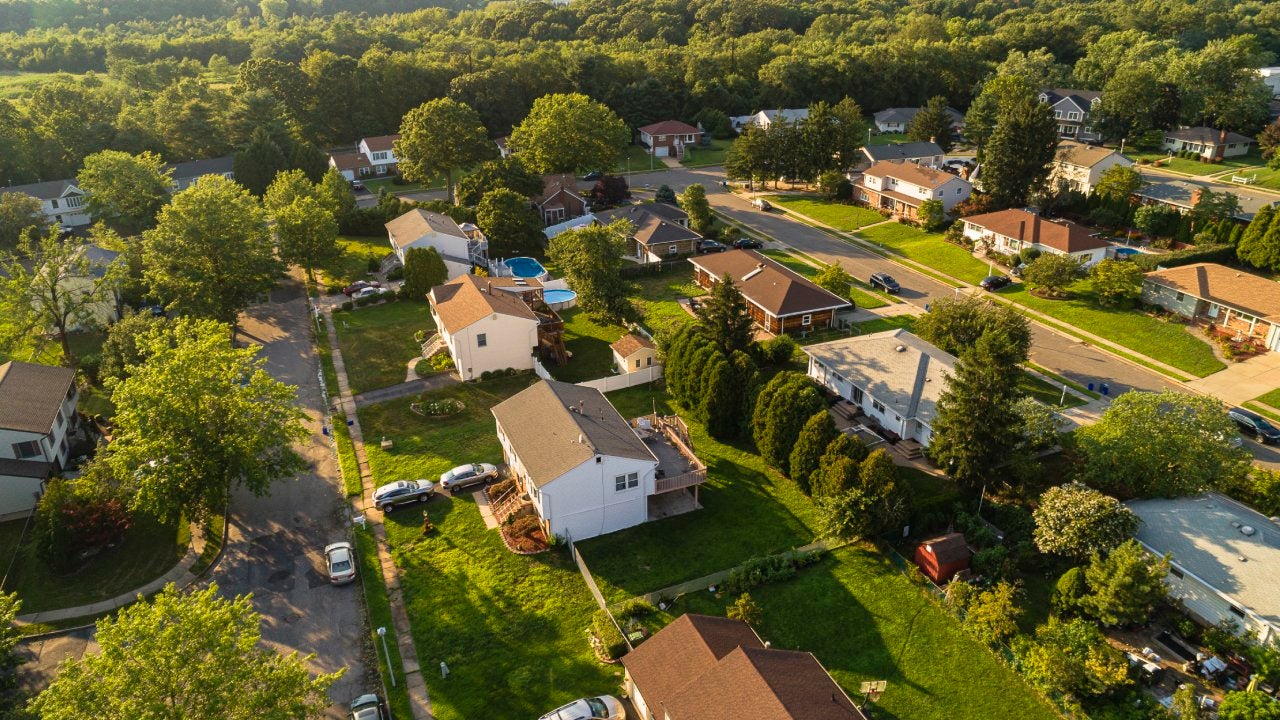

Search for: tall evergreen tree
xmin=751 ymin=372 xmax=825 ymax=473
xmin=981 ymin=94 xmax=1058 ymax=209
xmin=907 ymin=96 xmax=957 ymax=152
xmin=810 ymin=435 xmax=863 ymax=499
xmin=233 ymin=127 xmax=287 ymax=197
xmin=929 ymin=331 xmax=1024 ymax=489
xmin=697 ymin=275 xmax=754 ymax=355
xmin=1238 ymin=205 xmax=1280 ymax=272
xmin=789 ymin=410 xmax=839 ymax=493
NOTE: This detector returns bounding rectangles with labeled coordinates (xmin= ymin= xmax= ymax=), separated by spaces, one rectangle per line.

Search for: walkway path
xmin=324 ymin=312 xmax=436 ymax=720
xmin=351 ymin=373 xmax=459 ymax=408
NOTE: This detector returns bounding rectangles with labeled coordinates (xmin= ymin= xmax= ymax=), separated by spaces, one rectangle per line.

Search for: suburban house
xmin=428 ymin=275 xmax=570 ymax=380
xmin=1141 ymin=263 xmax=1280 ymax=352
xmin=327 ymin=134 xmax=401 ymax=180
xmin=914 ymin=533 xmax=971 ymax=585
xmin=0 ymin=361 xmax=78 ymax=519
xmin=858 ymin=141 xmax=944 ymax=169
xmin=595 ymin=205 xmax=702 ymax=261
xmin=1038 ymin=88 xmax=1101 ymax=142
xmin=854 ymin=160 xmax=972 ymax=218
xmin=805 ymin=329 xmax=955 ymax=448
xmin=1129 ymin=493 xmax=1280 ymax=643
xmin=164 ymin=155 xmax=235 ymax=191
xmin=729 ymin=108 xmax=809 ymax=132
xmin=386 ymin=208 xmax=488 ymax=276
xmin=1049 ymin=141 xmax=1134 ymax=195
xmin=611 ymin=332 xmax=657 ymax=374
xmin=1133 ymin=176 xmax=1271 ymax=221
xmin=490 ymin=379 xmax=706 ymax=542
xmin=872 ymin=106 xmax=964 ymax=134
xmin=62 ymin=244 xmax=122 ymax=329
xmin=962 ymin=208 xmax=1111 ymax=267
xmin=1261 ymin=67 xmax=1280 ymax=97
xmin=1162 ymin=127 xmax=1255 ymax=160
xmin=689 ymin=250 xmax=851 ymax=335
xmin=638 ymin=120 xmax=702 ymax=158
xmin=0 ymin=179 xmax=91 ymax=229
xmin=622 ymin=614 xmax=864 ymax=720
xmin=533 ymin=174 xmax=589 ymax=226
xmin=543 ymin=214 xmax=596 ymax=241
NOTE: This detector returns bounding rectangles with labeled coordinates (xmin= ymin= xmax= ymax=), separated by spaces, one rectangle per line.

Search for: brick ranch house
xmin=688 ymin=250 xmax=851 ymax=336
xmin=1141 ymin=263 xmax=1280 ymax=352
xmin=638 ymin=120 xmax=702 ymax=158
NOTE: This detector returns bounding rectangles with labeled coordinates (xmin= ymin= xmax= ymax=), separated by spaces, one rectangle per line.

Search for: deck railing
xmin=633 ymin=413 xmax=707 ymax=495
xmin=654 ymin=467 xmax=707 ymax=494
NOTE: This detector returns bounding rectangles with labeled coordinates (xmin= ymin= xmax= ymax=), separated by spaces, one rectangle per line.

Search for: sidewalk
xmin=324 ymin=312 xmax=436 ymax=720
xmin=16 ymin=524 xmax=209 ymax=626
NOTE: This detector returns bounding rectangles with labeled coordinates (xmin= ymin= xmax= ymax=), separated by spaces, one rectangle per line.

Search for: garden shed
xmin=914 ymin=533 xmax=971 ymax=585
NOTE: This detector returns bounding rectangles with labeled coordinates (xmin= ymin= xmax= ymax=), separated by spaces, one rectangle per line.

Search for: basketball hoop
xmin=858 ymin=680 xmax=887 ymax=708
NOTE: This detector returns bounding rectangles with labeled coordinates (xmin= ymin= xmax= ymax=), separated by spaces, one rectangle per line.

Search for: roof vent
xmin=895 ymin=345 xmax=906 ymax=352
xmin=1241 ymin=526 xmax=1256 ymax=536
xmin=578 ymin=434 xmax=585 ymax=444
xmin=1231 ymin=521 xmax=1242 ymax=528
xmin=742 ymin=265 xmax=765 ymax=282
xmin=1239 ymin=555 xmax=1248 ymax=562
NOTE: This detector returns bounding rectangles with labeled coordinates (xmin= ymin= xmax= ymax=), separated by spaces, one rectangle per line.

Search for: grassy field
xmin=857 ymin=223 xmax=995 ymax=284
xmin=680 ymin=139 xmax=731 ymax=168
xmin=0 ymin=70 xmax=73 ymax=99
xmin=0 ymin=512 xmax=188 ymax=614
xmin=997 ymin=283 xmax=1225 ymax=378
xmin=868 ymin=132 xmax=911 ymax=146
xmin=767 ymin=195 xmax=886 ymax=231
xmin=357 ymin=377 xmax=619 ymax=720
xmin=550 ymin=308 xmax=627 ymax=383
xmin=578 ymin=386 xmax=821 ymax=601
xmin=629 ymin=265 xmax=703 ymax=335
xmin=1018 ymin=370 xmax=1087 ymax=409
xmin=333 ymin=300 xmax=433 ymax=394
xmin=316 ymin=235 xmax=392 ymax=291
xmin=616 ymin=144 xmax=662 ymax=175
xmin=1134 ymin=151 xmax=1267 ymax=177
xmin=761 ymin=248 xmax=891 ymax=310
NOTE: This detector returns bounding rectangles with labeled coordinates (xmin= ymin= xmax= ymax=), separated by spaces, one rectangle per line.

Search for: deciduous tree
xmin=1093 ymin=165 xmax=1143 ymax=203
xmin=547 ymin=222 xmax=628 ymax=321
xmin=1218 ymin=691 xmax=1280 ymax=720
xmin=0 ymin=191 xmax=45 ymax=251
xmin=272 ymin=195 xmax=338 ymax=272
xmin=508 ymin=93 xmax=629 ymax=175
xmin=1013 ymin=618 xmax=1131 ymax=700
xmin=813 ymin=262 xmax=853 ymax=301
xmin=401 ymin=247 xmax=448 ymax=300
xmin=963 ymin=581 xmax=1023 ymax=646
xmin=395 ymin=98 xmax=494 ymax=202
xmin=913 ymin=295 xmax=1031 ymax=366
xmin=1081 ymin=539 xmax=1169 ymax=626
xmin=1022 ymin=253 xmax=1080 ymax=296
xmin=454 ymin=157 xmax=542 ymax=207
xmin=29 ymin=583 xmax=338 ymax=720
xmin=677 ymin=183 xmax=712 ymax=234
xmin=917 ymin=199 xmax=944 ymax=231
xmin=1033 ymin=483 xmax=1139 ymax=560
xmin=1090 ymin=258 xmax=1145 ymax=306
xmin=76 ymin=150 xmax=172 ymax=234
xmin=476 ymin=188 xmax=544 ymax=258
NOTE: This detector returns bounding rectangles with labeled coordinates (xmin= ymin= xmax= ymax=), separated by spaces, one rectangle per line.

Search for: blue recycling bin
xmin=347 ymin=419 xmax=354 ymax=426
xmin=323 ymin=426 xmax=330 ymax=436
xmin=1101 ymin=383 xmax=1110 ymax=396
xmin=1088 ymin=382 xmax=1095 ymax=392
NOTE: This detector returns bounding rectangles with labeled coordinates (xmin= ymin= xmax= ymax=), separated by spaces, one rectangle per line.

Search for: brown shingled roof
xmin=639 ymin=120 xmax=701 ymax=136
xmin=428 ymin=274 xmax=538 ymax=334
xmin=964 ymin=209 xmax=1110 ymax=254
xmin=1144 ymin=263 xmax=1280 ymax=321
xmin=386 ymin=209 xmax=468 ymax=248
xmin=663 ymin=646 xmax=864 ymax=720
xmin=1054 ymin=140 xmax=1125 ymax=169
xmin=688 ymin=250 xmax=850 ymax=317
xmin=864 ymin=160 xmax=959 ymax=190
xmin=362 ymin=134 xmax=400 ymax=152
xmin=622 ymin=615 xmax=764 ymax=714
xmin=0 ymin=361 xmax=75 ymax=434
xmin=329 ymin=152 xmax=372 ymax=172
xmin=610 ymin=333 xmax=655 ymax=358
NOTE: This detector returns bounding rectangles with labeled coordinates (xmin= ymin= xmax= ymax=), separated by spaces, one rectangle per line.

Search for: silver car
xmin=537 ymin=696 xmax=625 ymax=720
xmin=350 ymin=694 xmax=386 ymax=720
xmin=439 ymin=463 xmax=498 ymax=491
xmin=324 ymin=542 xmax=357 ymax=585
xmin=372 ymin=479 xmax=435 ymax=512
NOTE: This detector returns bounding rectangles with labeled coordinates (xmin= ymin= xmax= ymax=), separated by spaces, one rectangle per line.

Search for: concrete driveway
xmin=1187 ymin=351 xmax=1280 ymax=406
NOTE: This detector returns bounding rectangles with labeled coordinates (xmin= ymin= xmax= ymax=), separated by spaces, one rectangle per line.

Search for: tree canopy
xmin=508 ymin=93 xmax=629 ymax=175
xmin=76 ymin=150 xmax=173 ymax=234
xmin=395 ymin=98 xmax=494 ymax=202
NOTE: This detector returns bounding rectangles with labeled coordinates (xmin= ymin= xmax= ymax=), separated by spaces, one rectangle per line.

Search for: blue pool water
xmin=505 ymin=256 xmax=547 ymax=278
xmin=1113 ymin=248 xmax=1140 ymax=257
xmin=543 ymin=289 xmax=577 ymax=304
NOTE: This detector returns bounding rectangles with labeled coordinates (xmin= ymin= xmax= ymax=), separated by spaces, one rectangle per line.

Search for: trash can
xmin=1088 ymin=382 xmax=1095 ymax=392
xmin=1101 ymin=383 xmax=1110 ymax=396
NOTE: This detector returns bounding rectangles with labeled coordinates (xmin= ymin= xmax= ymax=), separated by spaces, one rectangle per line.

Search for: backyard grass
xmin=629 ymin=265 xmax=703 ymax=335
xmin=0 ymin=512 xmax=188 ymax=614
xmin=857 ymin=223 xmax=995 ymax=284
xmin=578 ymin=387 xmax=821 ymax=601
xmin=766 ymin=195 xmax=886 ymax=231
xmin=1018 ymin=370 xmax=1087 ymax=409
xmin=550 ymin=308 xmax=627 ymax=383
xmin=680 ymin=139 xmax=730 ymax=167
xmin=868 ymin=132 xmax=911 ymax=146
xmin=333 ymin=299 xmax=433 ymax=394
xmin=315 ymin=235 xmax=392 ymax=290
xmin=761 ymin=248 xmax=890 ymax=309
xmin=357 ymin=377 xmax=618 ymax=719
xmin=996 ymin=283 xmax=1225 ymax=378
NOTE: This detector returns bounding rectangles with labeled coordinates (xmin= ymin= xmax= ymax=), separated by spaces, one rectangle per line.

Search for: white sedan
xmin=324 ymin=542 xmax=357 ymax=585
xmin=537 ymin=696 xmax=625 ymax=720
xmin=439 ymin=462 xmax=499 ymax=491
xmin=353 ymin=286 xmax=390 ymax=300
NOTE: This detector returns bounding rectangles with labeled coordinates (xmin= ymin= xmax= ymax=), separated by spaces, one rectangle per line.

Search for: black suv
xmin=1228 ymin=407 xmax=1280 ymax=444
xmin=869 ymin=272 xmax=901 ymax=294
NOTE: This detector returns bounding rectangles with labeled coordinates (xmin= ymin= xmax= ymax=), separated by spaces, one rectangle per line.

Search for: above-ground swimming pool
xmin=1113 ymin=247 xmax=1140 ymax=257
xmin=543 ymin=289 xmax=578 ymax=311
xmin=503 ymin=256 xmax=548 ymax=280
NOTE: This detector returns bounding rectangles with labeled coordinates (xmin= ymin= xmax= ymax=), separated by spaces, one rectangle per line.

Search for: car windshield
xmin=331 ymin=559 xmax=351 ymax=572
xmin=586 ymin=698 xmax=608 ymax=716
xmin=1257 ymin=417 xmax=1278 ymax=432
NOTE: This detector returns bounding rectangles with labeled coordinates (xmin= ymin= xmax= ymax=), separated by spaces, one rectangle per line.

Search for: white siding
xmin=437 ymin=312 xmax=539 ymax=381
xmin=1163 ymin=566 xmax=1277 ymax=644
xmin=538 ymin=454 xmax=656 ymax=542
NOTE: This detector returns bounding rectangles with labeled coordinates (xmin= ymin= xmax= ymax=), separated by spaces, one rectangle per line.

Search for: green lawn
xmin=766 ymin=195 xmax=886 ymax=231
xmin=333 ymin=412 xmax=362 ymax=497
xmin=1253 ymin=389 xmax=1280 ymax=410
xmin=1134 ymin=150 xmax=1267 ymax=177
xmin=868 ymin=132 xmax=911 ymax=146
xmin=629 ymin=265 xmax=703 ymax=335
xmin=357 ymin=377 xmax=618 ymax=720
xmin=761 ymin=248 xmax=890 ymax=309
xmin=615 ymin=144 xmax=662 ymax=175
xmin=0 ymin=70 xmax=73 ymax=99
xmin=578 ymin=386 xmax=821 ymax=602
xmin=680 ymin=139 xmax=730 ymax=168
xmin=1214 ymin=163 xmax=1280 ymax=192
xmin=0 ymin=512 xmax=188 ymax=614
xmin=856 ymin=314 xmax=918 ymax=335
xmin=363 ymin=176 xmax=435 ymax=194
xmin=996 ymin=283 xmax=1225 ymax=378
xmin=333 ymin=300 xmax=433 ymax=394
xmin=550 ymin=308 xmax=627 ymax=383
xmin=316 ymin=235 xmax=391 ymax=291
xmin=1018 ymin=370 xmax=1087 ymax=409
xmin=857 ymin=223 xmax=996 ymax=284
xmin=352 ymin=525 xmax=415 ymax=720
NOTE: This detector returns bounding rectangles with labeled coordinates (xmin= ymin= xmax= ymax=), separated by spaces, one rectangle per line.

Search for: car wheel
xmin=380 ymin=503 xmax=393 ymax=512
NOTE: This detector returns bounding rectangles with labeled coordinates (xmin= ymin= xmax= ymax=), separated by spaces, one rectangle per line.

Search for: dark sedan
xmin=979 ymin=275 xmax=1011 ymax=291
xmin=1229 ymin=407 xmax=1280 ymax=444
xmin=698 ymin=239 xmax=728 ymax=254
xmin=732 ymin=238 xmax=764 ymax=250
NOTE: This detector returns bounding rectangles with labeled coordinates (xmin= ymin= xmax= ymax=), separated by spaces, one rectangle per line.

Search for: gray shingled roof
xmin=0 ymin=361 xmax=75 ymax=434
xmin=803 ymin=330 xmax=955 ymax=427
xmin=862 ymin=142 xmax=943 ymax=163
xmin=0 ymin=179 xmax=79 ymax=201
xmin=490 ymin=380 xmax=655 ymax=488
xmin=164 ymin=155 xmax=235 ymax=180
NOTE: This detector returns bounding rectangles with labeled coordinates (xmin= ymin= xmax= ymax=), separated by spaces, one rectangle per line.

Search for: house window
xmin=1175 ymin=292 xmax=1185 ymax=301
xmin=628 ymin=472 xmax=638 ymax=488
xmin=635 ymin=358 xmax=641 ymax=369
xmin=615 ymin=474 xmax=627 ymax=491
xmin=1170 ymin=566 xmax=1184 ymax=579
xmin=686 ymin=134 xmax=695 ymax=141
xmin=871 ymin=399 xmax=886 ymax=413
xmin=667 ymin=244 xmax=677 ymax=255
xmin=12 ymin=440 xmax=41 ymax=459
xmin=657 ymin=135 xmax=666 ymax=142
xmin=372 ymin=151 xmax=389 ymax=161
xmin=851 ymin=385 xmax=864 ymax=404
xmin=66 ymin=196 xmax=84 ymax=208
xmin=936 ymin=190 xmax=943 ymax=197
xmin=476 ymin=333 xmax=487 ymax=348
xmin=1068 ymin=112 xmax=1081 ymax=121
xmin=801 ymin=314 xmax=812 ymax=326
xmin=50 ymin=199 xmax=59 ymax=209
xmin=1230 ymin=605 xmax=1246 ymax=619
xmin=646 ymin=356 xmax=652 ymax=366
xmin=956 ymin=187 xmax=963 ymax=195
xmin=1054 ymin=111 xmax=1063 ymax=119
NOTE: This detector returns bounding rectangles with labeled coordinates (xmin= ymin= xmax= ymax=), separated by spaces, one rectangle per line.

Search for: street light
xmin=376 ymin=626 xmax=396 ymax=687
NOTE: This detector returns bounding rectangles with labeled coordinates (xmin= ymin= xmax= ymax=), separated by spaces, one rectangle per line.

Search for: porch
xmin=631 ymin=414 xmax=707 ymax=520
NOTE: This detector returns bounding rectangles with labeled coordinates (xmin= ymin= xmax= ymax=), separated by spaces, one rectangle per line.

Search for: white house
xmin=1039 ymin=89 xmax=1102 ymax=142
xmin=1129 ymin=493 xmax=1280 ymax=644
xmin=854 ymin=160 xmax=972 ymax=219
xmin=1163 ymin=127 xmax=1255 ymax=160
xmin=327 ymin=134 xmax=401 ymax=180
xmin=637 ymin=120 xmax=702 ymax=158
xmin=962 ymin=208 xmax=1111 ymax=267
xmin=0 ymin=361 xmax=78 ymax=519
xmin=1050 ymin=141 xmax=1134 ymax=195
xmin=872 ymin=106 xmax=964 ymax=134
xmin=386 ymin=208 xmax=488 ymax=276
xmin=1261 ymin=67 xmax=1280 ymax=98
xmin=0 ymin=180 xmax=91 ymax=229
xmin=729 ymin=108 xmax=809 ymax=132
xmin=428 ymin=275 xmax=542 ymax=380
xmin=805 ymin=330 xmax=955 ymax=448
xmin=611 ymin=332 xmax=657 ymax=374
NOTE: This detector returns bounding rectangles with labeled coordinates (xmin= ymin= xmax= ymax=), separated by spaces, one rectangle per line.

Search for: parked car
xmin=324 ymin=542 xmax=357 ymax=585
xmin=350 ymin=694 xmax=387 ymax=720
xmin=732 ymin=237 xmax=763 ymax=250
xmin=583 ymin=170 xmax=603 ymax=181
xmin=1229 ymin=407 xmax=1280 ymax=444
xmin=351 ymin=180 xmax=366 ymax=192
xmin=343 ymin=280 xmax=382 ymax=296
xmin=372 ymin=479 xmax=435 ymax=512
xmin=537 ymin=696 xmax=625 ymax=720
xmin=439 ymin=462 xmax=499 ymax=491
xmin=698 ymin=239 xmax=728 ymax=254
xmin=869 ymin=272 xmax=901 ymax=294
xmin=353 ymin=286 xmax=390 ymax=300
xmin=750 ymin=198 xmax=773 ymax=211
xmin=979 ymin=275 xmax=1011 ymax=291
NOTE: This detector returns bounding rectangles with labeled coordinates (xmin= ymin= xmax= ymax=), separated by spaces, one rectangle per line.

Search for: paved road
xmin=17 ymin=276 xmax=368 ymax=717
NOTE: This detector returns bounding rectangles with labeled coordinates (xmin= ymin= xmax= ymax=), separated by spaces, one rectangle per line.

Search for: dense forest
xmin=0 ymin=0 xmax=1276 ymax=186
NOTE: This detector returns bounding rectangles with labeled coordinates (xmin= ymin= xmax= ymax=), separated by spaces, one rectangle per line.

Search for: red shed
xmin=914 ymin=533 xmax=971 ymax=585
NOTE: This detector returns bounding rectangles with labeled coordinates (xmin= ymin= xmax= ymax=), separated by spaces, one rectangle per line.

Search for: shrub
xmin=727 ymin=593 xmax=763 ymax=627
xmin=414 ymin=358 xmax=433 ymax=377
xmin=721 ymin=549 xmax=824 ymax=595
xmin=761 ymin=334 xmax=798 ymax=365
xmin=430 ymin=353 xmax=455 ymax=371
xmin=31 ymin=476 xmax=133 ymax=572
xmin=1019 ymin=247 xmax=1041 ymax=265
xmin=590 ymin=608 xmax=628 ymax=659
xmin=488 ymin=476 xmax=515 ymax=497
xmin=340 ymin=300 xmax=353 ymax=311
xmin=386 ymin=265 xmax=405 ymax=281
xmin=508 ymin=514 xmax=542 ymax=537
xmin=366 ymin=258 xmax=381 ymax=273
